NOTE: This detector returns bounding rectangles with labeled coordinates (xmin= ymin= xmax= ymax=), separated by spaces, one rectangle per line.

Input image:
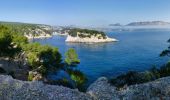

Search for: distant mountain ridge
xmin=109 ymin=23 xmax=122 ymax=26
xmin=109 ymin=21 xmax=170 ymax=27
xmin=126 ymin=21 xmax=170 ymax=26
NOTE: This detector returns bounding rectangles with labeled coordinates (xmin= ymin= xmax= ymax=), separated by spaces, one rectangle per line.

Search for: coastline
xmin=65 ymin=35 xmax=118 ymax=43
xmin=24 ymin=34 xmax=52 ymax=39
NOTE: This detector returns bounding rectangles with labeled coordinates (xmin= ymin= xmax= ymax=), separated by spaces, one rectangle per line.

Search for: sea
xmin=35 ymin=27 xmax=170 ymax=85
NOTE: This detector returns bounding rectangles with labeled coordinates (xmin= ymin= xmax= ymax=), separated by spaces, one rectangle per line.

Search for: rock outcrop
xmin=1 ymin=75 xmax=170 ymax=100
xmin=87 ymin=77 xmax=170 ymax=100
xmin=66 ymin=35 xmax=117 ymax=43
xmin=0 ymin=75 xmax=92 ymax=100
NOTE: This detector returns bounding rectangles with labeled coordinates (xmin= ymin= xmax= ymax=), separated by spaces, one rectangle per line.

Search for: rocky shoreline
xmin=24 ymin=34 xmax=52 ymax=39
xmin=1 ymin=75 xmax=170 ymax=100
xmin=65 ymin=35 xmax=118 ymax=43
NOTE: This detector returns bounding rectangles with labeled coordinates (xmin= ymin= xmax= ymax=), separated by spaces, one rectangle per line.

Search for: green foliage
xmin=159 ymin=38 xmax=170 ymax=77
xmin=0 ymin=24 xmax=86 ymax=90
xmin=28 ymin=73 xmax=34 ymax=81
xmin=22 ymin=42 xmax=62 ymax=75
xmin=110 ymin=64 xmax=170 ymax=88
xmin=68 ymin=28 xmax=106 ymax=39
xmin=65 ymin=48 xmax=80 ymax=65
xmin=111 ymin=71 xmax=141 ymax=87
xmin=0 ymin=25 xmax=20 ymax=58
xmin=65 ymin=69 xmax=87 ymax=91
xmin=12 ymin=35 xmax=28 ymax=46
xmin=159 ymin=62 xmax=170 ymax=77
xmin=150 ymin=66 xmax=160 ymax=79
xmin=0 ymin=21 xmax=52 ymax=36
xmin=160 ymin=39 xmax=170 ymax=57
xmin=67 ymin=69 xmax=87 ymax=86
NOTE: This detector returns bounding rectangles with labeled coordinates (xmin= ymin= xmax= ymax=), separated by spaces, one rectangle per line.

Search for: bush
xmin=23 ymin=43 xmax=62 ymax=75
xmin=110 ymin=64 xmax=170 ymax=88
xmin=65 ymin=48 xmax=80 ymax=66
xmin=110 ymin=71 xmax=141 ymax=87
xmin=66 ymin=69 xmax=87 ymax=91
xmin=28 ymin=73 xmax=34 ymax=81
xmin=159 ymin=62 xmax=170 ymax=77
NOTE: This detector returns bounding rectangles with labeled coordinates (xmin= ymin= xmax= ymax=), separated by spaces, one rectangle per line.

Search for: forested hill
xmin=0 ymin=21 xmax=53 ymax=36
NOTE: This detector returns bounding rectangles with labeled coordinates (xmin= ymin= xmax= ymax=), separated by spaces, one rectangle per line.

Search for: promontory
xmin=65 ymin=28 xmax=117 ymax=43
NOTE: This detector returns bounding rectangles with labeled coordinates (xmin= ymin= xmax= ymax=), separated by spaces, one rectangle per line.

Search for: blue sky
xmin=0 ymin=0 xmax=170 ymax=26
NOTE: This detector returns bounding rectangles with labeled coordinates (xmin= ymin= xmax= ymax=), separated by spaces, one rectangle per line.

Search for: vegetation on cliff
xmin=0 ymin=21 xmax=52 ymax=36
xmin=68 ymin=28 xmax=107 ymax=39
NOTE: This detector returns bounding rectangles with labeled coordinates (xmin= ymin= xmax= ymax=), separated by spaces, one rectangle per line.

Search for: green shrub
xmin=65 ymin=48 xmax=80 ymax=66
xmin=28 ymin=73 xmax=34 ymax=81
xmin=22 ymin=43 xmax=62 ymax=75
xmin=110 ymin=64 xmax=170 ymax=88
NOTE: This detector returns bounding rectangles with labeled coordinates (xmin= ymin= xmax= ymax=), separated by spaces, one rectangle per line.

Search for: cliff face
xmin=1 ymin=75 xmax=170 ymax=100
xmin=66 ymin=29 xmax=118 ymax=43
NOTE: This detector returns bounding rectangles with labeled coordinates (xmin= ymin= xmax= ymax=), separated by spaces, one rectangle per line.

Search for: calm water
xmin=35 ymin=29 xmax=170 ymax=84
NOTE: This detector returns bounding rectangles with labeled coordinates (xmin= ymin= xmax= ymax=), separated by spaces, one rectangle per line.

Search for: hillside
xmin=0 ymin=21 xmax=53 ymax=39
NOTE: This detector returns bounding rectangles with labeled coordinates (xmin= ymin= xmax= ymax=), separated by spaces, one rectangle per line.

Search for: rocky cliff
xmin=0 ymin=75 xmax=170 ymax=100
xmin=66 ymin=28 xmax=118 ymax=43
xmin=66 ymin=35 xmax=117 ymax=43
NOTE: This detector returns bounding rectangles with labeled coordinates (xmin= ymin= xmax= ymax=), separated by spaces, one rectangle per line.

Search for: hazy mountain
xmin=109 ymin=23 xmax=122 ymax=26
xmin=126 ymin=21 xmax=170 ymax=26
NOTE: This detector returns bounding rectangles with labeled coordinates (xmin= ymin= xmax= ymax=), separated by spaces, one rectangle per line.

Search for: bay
xmin=35 ymin=29 xmax=170 ymax=85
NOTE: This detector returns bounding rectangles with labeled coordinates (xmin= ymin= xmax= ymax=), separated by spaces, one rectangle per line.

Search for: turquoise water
xmin=35 ymin=29 xmax=170 ymax=84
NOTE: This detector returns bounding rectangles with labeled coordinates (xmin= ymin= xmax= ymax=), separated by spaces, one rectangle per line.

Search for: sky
xmin=0 ymin=0 xmax=170 ymax=26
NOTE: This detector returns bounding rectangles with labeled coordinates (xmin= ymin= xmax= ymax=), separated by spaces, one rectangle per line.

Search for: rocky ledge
xmin=65 ymin=35 xmax=118 ymax=43
xmin=1 ymin=75 xmax=170 ymax=100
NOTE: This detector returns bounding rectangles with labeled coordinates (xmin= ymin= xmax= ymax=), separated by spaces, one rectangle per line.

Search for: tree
xmin=12 ymin=35 xmax=28 ymax=46
xmin=160 ymin=39 xmax=170 ymax=57
xmin=67 ymin=69 xmax=87 ymax=87
xmin=0 ymin=25 xmax=19 ymax=58
xmin=65 ymin=48 xmax=80 ymax=65
xmin=22 ymin=42 xmax=62 ymax=75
